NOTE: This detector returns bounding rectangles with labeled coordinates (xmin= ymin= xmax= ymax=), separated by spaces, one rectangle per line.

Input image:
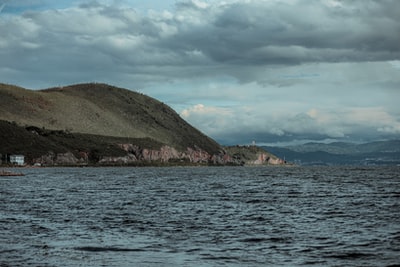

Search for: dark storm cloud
xmin=162 ymin=0 xmax=400 ymax=66
xmin=1 ymin=0 xmax=399 ymax=88
xmin=0 ymin=0 xmax=399 ymax=144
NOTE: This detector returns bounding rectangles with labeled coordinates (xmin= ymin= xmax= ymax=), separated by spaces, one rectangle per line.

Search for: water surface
xmin=1 ymin=166 xmax=399 ymax=266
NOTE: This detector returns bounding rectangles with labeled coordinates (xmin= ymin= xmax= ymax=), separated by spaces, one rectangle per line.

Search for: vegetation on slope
xmin=0 ymin=83 xmax=221 ymax=154
xmin=0 ymin=120 xmax=165 ymax=164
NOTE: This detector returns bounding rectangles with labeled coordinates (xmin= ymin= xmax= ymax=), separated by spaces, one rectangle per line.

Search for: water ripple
xmin=1 ymin=166 xmax=399 ymax=266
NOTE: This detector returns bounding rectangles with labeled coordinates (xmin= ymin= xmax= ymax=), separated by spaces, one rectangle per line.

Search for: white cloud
xmin=178 ymin=100 xmax=400 ymax=144
xmin=181 ymin=103 xmax=234 ymax=119
xmin=180 ymin=104 xmax=234 ymax=135
xmin=390 ymin=60 xmax=400 ymax=70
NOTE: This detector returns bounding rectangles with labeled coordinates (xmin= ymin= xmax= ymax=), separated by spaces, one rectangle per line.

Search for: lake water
xmin=1 ymin=166 xmax=399 ymax=266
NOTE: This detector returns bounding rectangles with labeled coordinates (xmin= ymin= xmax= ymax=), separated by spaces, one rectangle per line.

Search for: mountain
xmin=263 ymin=140 xmax=400 ymax=166
xmin=0 ymin=83 xmax=284 ymax=166
xmin=0 ymin=83 xmax=219 ymax=153
xmin=285 ymin=141 xmax=400 ymax=154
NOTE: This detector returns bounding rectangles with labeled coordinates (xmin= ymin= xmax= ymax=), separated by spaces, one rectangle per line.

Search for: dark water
xmin=1 ymin=166 xmax=399 ymax=266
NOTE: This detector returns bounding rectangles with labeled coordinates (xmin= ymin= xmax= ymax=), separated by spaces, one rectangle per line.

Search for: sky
xmin=1 ymin=0 xmax=399 ymax=146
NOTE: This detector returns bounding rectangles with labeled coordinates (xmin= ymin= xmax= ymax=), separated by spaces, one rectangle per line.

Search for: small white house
xmin=10 ymin=155 xmax=25 ymax=166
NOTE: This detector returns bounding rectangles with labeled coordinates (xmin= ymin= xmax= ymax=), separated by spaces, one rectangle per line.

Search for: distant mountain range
xmin=0 ymin=83 xmax=283 ymax=166
xmin=263 ymin=140 xmax=400 ymax=165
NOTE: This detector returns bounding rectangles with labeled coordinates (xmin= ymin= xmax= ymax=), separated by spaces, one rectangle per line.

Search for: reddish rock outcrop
xmin=247 ymin=153 xmax=286 ymax=165
xmin=115 ymin=144 xmax=215 ymax=164
xmin=32 ymin=144 xmax=283 ymax=166
xmin=99 ymin=154 xmax=137 ymax=164
xmin=33 ymin=151 xmax=85 ymax=166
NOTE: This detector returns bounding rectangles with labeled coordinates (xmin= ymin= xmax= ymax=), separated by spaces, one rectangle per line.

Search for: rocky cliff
xmin=224 ymin=145 xmax=286 ymax=166
xmin=31 ymin=143 xmax=283 ymax=167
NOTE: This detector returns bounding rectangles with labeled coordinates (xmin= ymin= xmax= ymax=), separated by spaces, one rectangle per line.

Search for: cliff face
xmin=224 ymin=145 xmax=286 ymax=166
xmin=31 ymin=144 xmax=284 ymax=166
xmin=97 ymin=145 xmax=232 ymax=165
xmin=31 ymin=144 xmax=234 ymax=166
xmin=248 ymin=152 xmax=286 ymax=165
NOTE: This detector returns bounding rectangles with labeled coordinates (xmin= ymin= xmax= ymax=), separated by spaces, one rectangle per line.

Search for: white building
xmin=10 ymin=155 xmax=25 ymax=166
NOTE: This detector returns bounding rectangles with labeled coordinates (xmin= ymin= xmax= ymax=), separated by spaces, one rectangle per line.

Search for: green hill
xmin=0 ymin=83 xmax=220 ymax=154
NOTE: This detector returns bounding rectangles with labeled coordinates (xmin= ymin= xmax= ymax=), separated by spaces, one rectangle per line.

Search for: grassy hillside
xmin=0 ymin=120 xmax=166 ymax=163
xmin=0 ymin=83 xmax=221 ymax=154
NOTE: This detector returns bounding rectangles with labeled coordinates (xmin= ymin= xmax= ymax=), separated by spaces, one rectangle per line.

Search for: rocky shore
xmin=30 ymin=145 xmax=286 ymax=167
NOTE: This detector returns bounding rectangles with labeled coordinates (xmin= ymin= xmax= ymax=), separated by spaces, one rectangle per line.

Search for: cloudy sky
xmin=1 ymin=0 xmax=399 ymax=146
